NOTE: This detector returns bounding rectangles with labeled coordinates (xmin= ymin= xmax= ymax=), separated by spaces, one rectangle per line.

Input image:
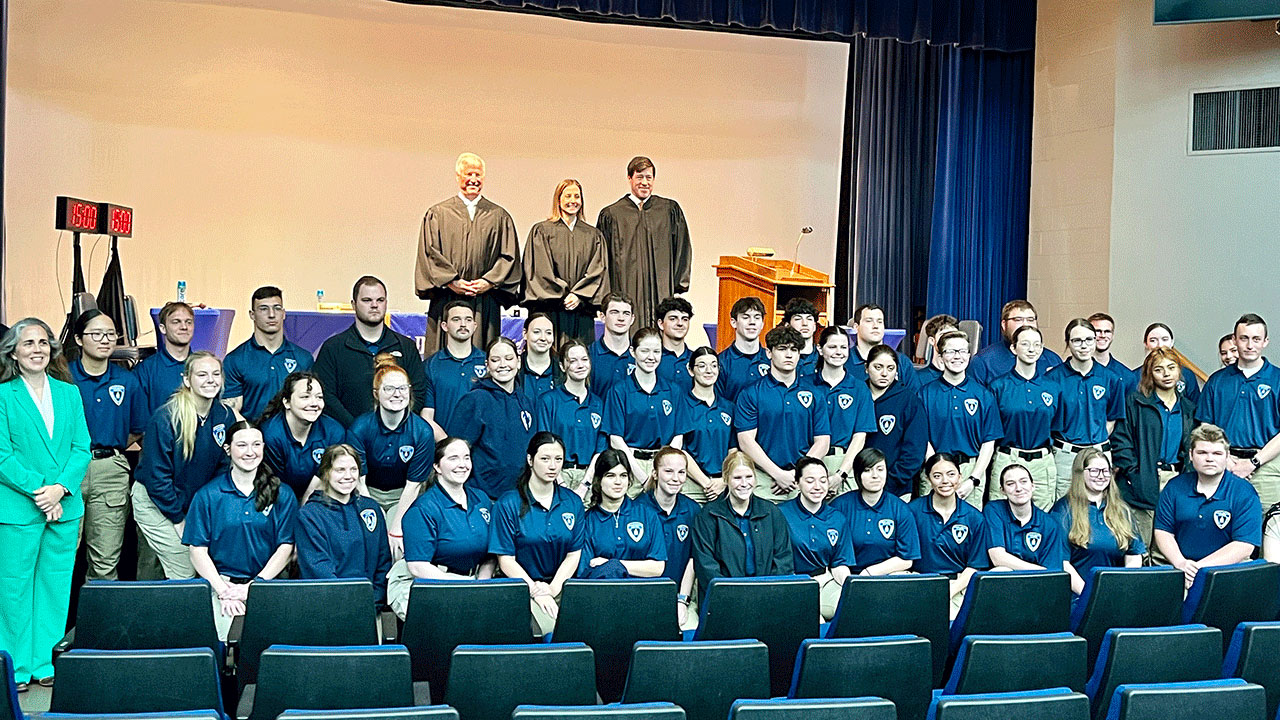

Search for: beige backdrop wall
xmin=6 ymin=0 xmax=849 ymax=345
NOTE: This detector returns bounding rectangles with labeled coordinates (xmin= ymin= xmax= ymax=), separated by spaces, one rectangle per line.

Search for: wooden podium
xmin=713 ymin=255 xmax=834 ymax=351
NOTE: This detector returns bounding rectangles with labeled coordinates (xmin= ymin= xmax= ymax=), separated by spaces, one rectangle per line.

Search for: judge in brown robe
xmin=522 ymin=179 xmax=610 ymax=347
xmin=415 ymin=152 xmax=522 ymax=356
xmin=595 ymin=156 xmax=693 ymax=329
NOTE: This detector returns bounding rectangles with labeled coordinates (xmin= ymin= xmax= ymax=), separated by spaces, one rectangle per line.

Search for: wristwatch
xmin=1250 ymin=456 xmax=1262 ymax=469
xmin=676 ymin=593 xmax=690 ymax=605
xmin=968 ymin=475 xmax=983 ymax=489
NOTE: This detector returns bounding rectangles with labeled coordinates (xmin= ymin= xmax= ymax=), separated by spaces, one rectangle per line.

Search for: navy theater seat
xmin=1183 ymin=561 xmax=1280 ymax=652
xmin=444 ymin=643 xmax=596 ymax=720
xmin=621 ymin=640 xmax=769 ymax=720
xmin=788 ymin=636 xmax=933 ymax=720
xmin=729 ymin=697 xmax=897 ymax=719
xmin=826 ymin=574 xmax=951 ymax=686
xmin=926 ymin=687 xmax=1090 ymax=720
xmin=512 ymin=704 xmax=685 ymax=719
xmin=1070 ymin=568 xmax=1184 ymax=668
xmin=50 ymin=648 xmax=224 ymax=717
xmin=1223 ymin=621 xmax=1280 ymax=720
xmin=943 ymin=633 xmax=1088 ymax=695
xmin=949 ymin=571 xmax=1071 ymax=656
xmin=1084 ymin=625 xmax=1223 ymax=720
xmin=237 ymin=645 xmax=422 ymax=720
xmin=1103 ymin=678 xmax=1265 ymax=720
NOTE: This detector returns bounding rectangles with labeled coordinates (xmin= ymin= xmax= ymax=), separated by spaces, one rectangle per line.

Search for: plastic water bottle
xmin=177 ymin=281 xmax=187 ymax=303
xmin=316 ymin=289 xmax=324 ymax=308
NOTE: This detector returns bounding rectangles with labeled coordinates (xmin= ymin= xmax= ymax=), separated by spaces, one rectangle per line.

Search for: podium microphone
xmin=791 ymin=226 xmax=813 ymax=276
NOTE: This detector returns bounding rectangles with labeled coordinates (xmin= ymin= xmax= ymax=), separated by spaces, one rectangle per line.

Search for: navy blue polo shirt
xmin=657 ymin=346 xmax=693 ymax=394
xmin=1097 ymin=356 xmax=1138 ymax=396
xmin=579 ymin=497 xmax=668 ymax=574
xmin=1154 ymin=471 xmax=1262 ymax=561
xmin=69 ymin=360 xmax=147 ymax=450
xmin=603 ymin=374 xmax=680 ymax=451
xmin=1049 ymin=497 xmax=1146 ymax=583
xmin=260 ymin=412 xmax=349 ymax=499
xmin=1197 ymin=360 xmax=1280 ymax=449
xmin=805 ymin=371 xmax=876 ymax=450
xmin=867 ymin=381 xmax=928 ymax=498
xmin=453 ymin=380 xmax=538 ymax=499
xmin=135 ymin=401 xmax=235 ymax=522
xmin=918 ymin=364 xmax=944 ymax=385
xmin=489 ymin=485 xmax=586 ymax=582
xmin=918 ymin=376 xmax=1003 ymax=458
xmin=907 ymin=495 xmax=990 ymax=575
xmin=134 ymin=344 xmax=188 ymax=418
xmin=831 ymin=490 xmax=921 ymax=573
xmin=1158 ymin=402 xmax=1183 ymax=465
xmin=423 ymin=346 xmax=487 ymax=433
xmin=848 ymin=347 xmax=922 ymax=394
xmin=983 ymin=500 xmax=1069 ymax=569
xmin=988 ymin=368 xmax=1059 ymax=450
xmin=296 ymin=492 xmax=393 ymax=603
xmin=778 ymin=498 xmax=856 ymax=575
xmin=182 ymin=472 xmax=299 ymax=580
xmin=1178 ymin=366 xmax=1201 ymax=406
xmin=797 ymin=350 xmax=820 ymax=377
xmin=402 ymin=482 xmax=493 ymax=575
xmin=734 ymin=373 xmax=832 ymax=469
xmin=519 ymin=355 xmax=561 ymax=401
xmin=345 ymin=411 xmax=435 ymax=491
xmin=675 ymin=391 xmax=736 ymax=477
xmin=970 ymin=343 xmax=1062 ymax=387
xmin=535 ymin=386 xmax=606 ymax=467
xmin=635 ymin=490 xmax=701 ymax=583
xmin=588 ymin=339 xmax=632 ymax=399
xmin=222 ymin=336 xmax=314 ymax=421
xmin=1047 ymin=362 xmax=1126 ymax=445
xmin=716 ymin=343 xmax=771 ymax=402
xmin=735 ymin=509 xmax=757 ymax=576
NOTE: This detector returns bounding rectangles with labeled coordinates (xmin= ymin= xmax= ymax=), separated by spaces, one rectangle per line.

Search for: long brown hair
xmin=1138 ymin=347 xmax=1183 ymax=397
xmin=1065 ymin=447 xmax=1136 ymax=552
xmin=549 ymin=179 xmax=586 ymax=222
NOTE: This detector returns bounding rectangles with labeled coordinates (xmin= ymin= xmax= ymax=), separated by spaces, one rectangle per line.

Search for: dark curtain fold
xmin=390 ymin=0 xmax=1036 ymax=51
xmin=926 ymin=45 xmax=1034 ymax=347
xmin=834 ymin=35 xmax=939 ymax=331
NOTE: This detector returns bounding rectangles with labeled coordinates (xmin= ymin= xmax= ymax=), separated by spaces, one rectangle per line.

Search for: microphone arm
xmin=791 ymin=226 xmax=813 ymax=276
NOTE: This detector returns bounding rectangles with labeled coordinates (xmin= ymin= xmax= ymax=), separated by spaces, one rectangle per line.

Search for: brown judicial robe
xmin=415 ymin=195 xmax=522 ymax=355
xmin=595 ymin=195 xmax=692 ymax=328
xmin=522 ymin=217 xmax=610 ymax=346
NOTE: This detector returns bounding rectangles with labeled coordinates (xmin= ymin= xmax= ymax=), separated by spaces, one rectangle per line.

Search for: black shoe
xmin=15 ymin=681 xmax=28 ymax=693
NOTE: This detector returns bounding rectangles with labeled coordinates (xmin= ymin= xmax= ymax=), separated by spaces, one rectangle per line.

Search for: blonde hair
xmin=166 ymin=351 xmax=221 ymax=460
xmin=1189 ymin=423 xmax=1230 ymax=454
xmin=1065 ymin=447 xmax=1136 ymax=552
xmin=721 ymin=450 xmax=756 ymax=481
xmin=455 ymin=152 xmax=485 ymax=175
xmin=549 ymin=179 xmax=586 ymax=223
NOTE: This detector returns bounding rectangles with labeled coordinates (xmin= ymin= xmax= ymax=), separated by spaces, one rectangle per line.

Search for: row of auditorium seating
xmin=7 ymin=640 xmax=1276 ymax=720
xmin=54 ymin=562 xmax=1280 ymax=701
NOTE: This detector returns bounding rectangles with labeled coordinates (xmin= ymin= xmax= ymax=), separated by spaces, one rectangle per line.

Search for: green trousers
xmin=0 ymin=519 xmax=78 ymax=683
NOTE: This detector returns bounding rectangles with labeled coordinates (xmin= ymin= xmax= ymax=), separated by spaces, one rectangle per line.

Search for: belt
xmin=1230 ymin=448 xmax=1260 ymax=459
xmin=997 ymin=446 xmax=1050 ymax=461
xmin=1157 ymin=461 xmax=1182 ymax=472
xmin=1052 ymin=439 xmax=1111 ymax=453
xmin=91 ymin=448 xmax=123 ymax=460
xmin=227 ymin=576 xmax=254 ymax=585
xmin=563 ymin=462 xmax=590 ymax=470
xmin=634 ymin=449 xmax=659 ymax=461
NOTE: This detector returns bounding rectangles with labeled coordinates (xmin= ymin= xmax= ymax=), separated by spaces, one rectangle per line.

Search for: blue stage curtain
xmin=925 ymin=45 xmax=1034 ymax=347
xmin=389 ymin=0 xmax=1035 ymax=51
xmin=834 ymin=35 xmax=940 ymax=331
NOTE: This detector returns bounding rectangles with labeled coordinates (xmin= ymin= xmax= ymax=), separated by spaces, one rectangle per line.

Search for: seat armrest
xmin=412 ymin=680 xmax=432 ymax=706
xmin=236 ymin=683 xmax=255 ymax=720
xmin=53 ymin=626 xmax=75 ymax=657
xmin=380 ymin=609 xmax=399 ymax=644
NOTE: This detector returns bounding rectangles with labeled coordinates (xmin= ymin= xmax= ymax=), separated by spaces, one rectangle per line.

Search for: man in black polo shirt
xmin=313 ymin=275 xmax=427 ymax=427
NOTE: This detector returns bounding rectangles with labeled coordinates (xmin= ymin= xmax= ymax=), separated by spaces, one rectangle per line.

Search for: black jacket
xmin=691 ymin=494 xmax=794 ymax=603
xmin=1112 ymin=389 xmax=1196 ymax=510
xmin=313 ymin=323 xmax=427 ymax=427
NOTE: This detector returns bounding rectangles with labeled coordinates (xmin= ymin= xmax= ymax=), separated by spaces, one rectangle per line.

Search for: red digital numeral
xmin=70 ymin=202 xmax=97 ymax=229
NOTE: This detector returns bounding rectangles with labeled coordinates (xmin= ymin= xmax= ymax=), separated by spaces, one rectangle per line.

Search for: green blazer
xmin=0 ymin=375 xmax=92 ymax=524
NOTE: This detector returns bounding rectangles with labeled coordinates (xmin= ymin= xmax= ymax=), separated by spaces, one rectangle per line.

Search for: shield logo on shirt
xmin=878 ymin=518 xmax=895 ymax=539
xmin=562 ymin=512 xmax=576 ymax=531
xmin=312 ymin=447 xmax=324 ymax=464
xmin=262 ymin=505 xmax=273 ymax=517
xmin=838 ymin=394 xmax=854 ymax=410
xmin=720 ymin=412 xmax=732 ymax=426
xmin=826 ymin=528 xmax=839 ymax=547
xmin=212 ymin=423 xmax=226 ymax=446
xmin=107 ymin=384 xmax=126 ymax=406
xmin=878 ymin=415 xmax=896 ymax=435
xmin=1026 ymin=531 xmax=1042 ymax=553
xmin=676 ymin=524 xmax=690 ymax=542
xmin=798 ymin=391 xmax=814 ymax=408
xmin=1041 ymin=392 xmax=1053 ymax=407
xmin=951 ymin=524 xmax=970 ymax=544
xmin=627 ymin=364 xmax=637 ymax=376
xmin=1092 ymin=385 xmax=1106 ymax=401
xmin=390 ymin=350 xmax=403 ymax=358
xmin=360 ymin=508 xmax=378 ymax=532
xmin=398 ymin=445 xmax=414 ymax=463
xmin=964 ymin=399 xmax=978 ymax=416
xmin=1259 ymin=384 xmax=1272 ymax=400
xmin=479 ymin=507 xmax=491 ymax=523
xmin=1213 ymin=510 xmax=1231 ymax=529
xmin=662 ymin=400 xmax=673 ymax=416
xmin=756 ymin=363 xmax=770 ymax=377
xmin=284 ymin=358 xmax=298 ymax=373
xmin=520 ymin=411 xmax=533 ymax=431
xmin=627 ymin=522 xmax=645 ymax=542
xmin=1176 ymin=380 xmax=1186 ymax=393
xmin=473 ymin=365 xmax=487 ymax=378
xmin=590 ymin=412 xmax=602 ymax=429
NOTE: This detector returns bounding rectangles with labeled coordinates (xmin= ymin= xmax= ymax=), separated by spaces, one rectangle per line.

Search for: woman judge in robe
xmin=523 ymin=179 xmax=610 ymax=346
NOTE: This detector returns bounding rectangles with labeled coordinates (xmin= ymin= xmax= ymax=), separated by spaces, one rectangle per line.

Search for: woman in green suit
xmin=0 ymin=318 xmax=91 ymax=691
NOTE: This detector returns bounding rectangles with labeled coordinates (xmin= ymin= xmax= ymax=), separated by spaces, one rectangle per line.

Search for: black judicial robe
xmin=595 ymin=195 xmax=692 ymax=328
xmin=415 ymin=195 xmax=522 ymax=355
xmin=522 ymin=218 xmax=610 ymax=344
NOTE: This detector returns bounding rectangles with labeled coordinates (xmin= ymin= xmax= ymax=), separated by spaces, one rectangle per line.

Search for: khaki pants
xmin=629 ymin=458 xmax=654 ymax=499
xmin=386 ymin=560 xmax=415 ymax=620
xmin=367 ymin=486 xmax=404 ymax=517
xmin=949 ymin=584 xmax=967 ymax=620
xmin=130 ymin=483 xmax=194 ymax=580
xmin=209 ymin=579 xmax=240 ymax=641
xmin=822 ymin=452 xmax=853 ymax=493
xmin=988 ymin=451 xmax=1057 ymax=511
xmin=531 ymin=591 xmax=563 ymax=637
xmin=920 ymin=460 xmax=982 ymax=510
xmin=681 ymin=477 xmax=713 ymax=504
xmin=813 ymin=571 xmax=842 ymax=622
xmin=1247 ymin=457 xmax=1280 ymax=513
xmin=1133 ymin=468 xmax=1179 ymax=565
xmin=81 ymin=454 xmax=131 ymax=580
xmin=753 ymin=468 xmax=799 ymax=503
xmin=560 ymin=468 xmax=589 ymax=497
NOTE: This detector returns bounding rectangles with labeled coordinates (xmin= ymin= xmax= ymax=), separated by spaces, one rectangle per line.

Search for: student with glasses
xmin=1045 ymin=319 xmax=1126 ymax=502
xmin=918 ymin=331 xmax=1002 ymax=509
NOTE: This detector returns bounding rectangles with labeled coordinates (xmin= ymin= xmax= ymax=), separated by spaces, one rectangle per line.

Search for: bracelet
xmin=388 ymin=532 xmax=403 ymax=538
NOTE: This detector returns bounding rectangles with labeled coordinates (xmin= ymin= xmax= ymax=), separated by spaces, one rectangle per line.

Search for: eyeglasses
xmin=83 ymin=331 xmax=119 ymax=342
xmin=1015 ymin=342 xmax=1043 ymax=351
xmin=940 ymin=349 xmax=970 ymax=357
xmin=380 ymin=385 xmax=411 ymax=396
xmin=1085 ymin=467 xmax=1112 ymax=478
xmin=1068 ymin=337 xmax=1097 ymax=347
